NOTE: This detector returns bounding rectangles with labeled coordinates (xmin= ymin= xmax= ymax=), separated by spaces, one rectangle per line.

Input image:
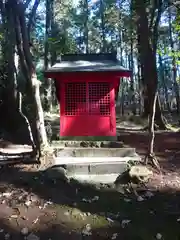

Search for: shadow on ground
xmin=0 ymin=166 xmax=179 ymax=239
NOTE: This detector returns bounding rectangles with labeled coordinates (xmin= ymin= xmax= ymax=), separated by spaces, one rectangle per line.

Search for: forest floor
xmin=0 ymin=115 xmax=180 ymax=239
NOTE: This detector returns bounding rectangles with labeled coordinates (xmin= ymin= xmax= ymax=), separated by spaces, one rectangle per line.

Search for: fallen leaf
xmin=121 ymin=219 xmax=131 ymax=228
xmin=43 ymin=201 xmax=53 ymax=209
xmin=82 ymin=198 xmax=91 ymax=203
xmin=92 ymin=196 xmax=99 ymax=201
xmin=107 ymin=217 xmax=114 ymax=223
xmin=32 ymin=218 xmax=39 ymax=224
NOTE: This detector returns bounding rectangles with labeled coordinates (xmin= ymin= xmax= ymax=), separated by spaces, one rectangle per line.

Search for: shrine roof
xmin=45 ymin=53 xmax=131 ymax=74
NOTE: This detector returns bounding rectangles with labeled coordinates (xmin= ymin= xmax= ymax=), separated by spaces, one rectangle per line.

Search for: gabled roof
xmin=45 ymin=53 xmax=131 ymax=74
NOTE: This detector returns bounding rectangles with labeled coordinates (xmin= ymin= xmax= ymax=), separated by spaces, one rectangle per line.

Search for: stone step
xmin=51 ymin=140 xmax=124 ymax=148
xmin=54 ymin=156 xmax=140 ymax=165
xmin=49 ymin=146 xmax=141 ymax=184
xmin=67 ymin=174 xmax=120 ymax=184
xmin=54 ymin=147 xmax=138 ymax=158
xmin=52 ymin=155 xmax=141 ymax=184
xmin=53 ymin=158 xmax=131 ymax=175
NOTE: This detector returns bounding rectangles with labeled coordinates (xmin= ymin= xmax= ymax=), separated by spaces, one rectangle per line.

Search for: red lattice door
xmin=61 ymin=81 xmax=116 ymax=136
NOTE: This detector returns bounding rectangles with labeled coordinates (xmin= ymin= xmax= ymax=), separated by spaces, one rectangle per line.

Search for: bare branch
xmin=24 ymin=0 xmax=32 ymax=9
xmin=149 ymin=0 xmax=157 ymax=30
xmin=152 ymin=0 xmax=163 ymax=52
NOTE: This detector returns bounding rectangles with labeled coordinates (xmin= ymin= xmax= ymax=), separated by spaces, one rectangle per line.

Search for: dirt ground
xmin=118 ymin=131 xmax=180 ymax=172
xmin=0 ymin=130 xmax=180 ymax=239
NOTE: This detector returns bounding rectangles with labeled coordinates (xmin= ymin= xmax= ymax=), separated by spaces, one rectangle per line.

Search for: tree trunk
xmin=135 ymin=0 xmax=166 ymax=129
xmin=0 ymin=1 xmax=17 ymax=131
xmin=134 ymin=0 xmax=161 ymax=168
xmin=14 ymin=1 xmax=48 ymax=151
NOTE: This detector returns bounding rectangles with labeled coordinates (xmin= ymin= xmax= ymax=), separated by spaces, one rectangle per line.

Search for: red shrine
xmin=45 ymin=53 xmax=131 ymax=137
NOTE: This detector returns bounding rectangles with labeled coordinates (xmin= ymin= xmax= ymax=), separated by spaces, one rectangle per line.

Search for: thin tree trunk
xmin=100 ymin=0 xmax=106 ymax=52
xmin=159 ymin=54 xmax=171 ymax=112
xmin=44 ymin=0 xmax=52 ymax=112
xmin=84 ymin=0 xmax=89 ymax=53
xmin=130 ymin=1 xmax=135 ymax=115
xmin=27 ymin=0 xmax=40 ymax=41
xmin=121 ymin=78 xmax=125 ymax=115
xmin=168 ymin=4 xmax=180 ymax=114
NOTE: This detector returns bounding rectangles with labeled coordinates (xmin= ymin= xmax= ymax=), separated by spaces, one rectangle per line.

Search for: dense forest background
xmin=0 ymin=0 xmax=179 ymax=154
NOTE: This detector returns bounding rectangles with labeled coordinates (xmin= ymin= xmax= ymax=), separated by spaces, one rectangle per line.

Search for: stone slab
xmin=54 ymin=147 xmax=138 ymax=158
xmin=63 ymin=161 xmax=128 ymax=175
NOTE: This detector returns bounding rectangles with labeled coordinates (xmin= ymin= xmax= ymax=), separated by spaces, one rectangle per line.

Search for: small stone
xmin=3 ymin=192 xmax=12 ymax=198
xmin=129 ymin=165 xmax=153 ymax=181
xmin=0 ymin=229 xmax=4 ymax=233
xmin=144 ymin=191 xmax=154 ymax=198
xmin=137 ymin=196 xmax=144 ymax=202
xmin=27 ymin=233 xmax=40 ymax=240
xmin=25 ymin=200 xmax=32 ymax=207
xmin=10 ymin=214 xmax=19 ymax=219
xmin=92 ymin=196 xmax=99 ymax=201
xmin=82 ymin=224 xmax=92 ymax=236
xmin=30 ymin=195 xmax=39 ymax=203
xmin=112 ymin=233 xmax=118 ymax=239
xmin=156 ymin=233 xmax=162 ymax=239
xmin=21 ymin=227 xmax=29 ymax=235
xmin=64 ymin=211 xmax=70 ymax=216
xmin=4 ymin=233 xmax=10 ymax=239
xmin=124 ymin=198 xmax=131 ymax=202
